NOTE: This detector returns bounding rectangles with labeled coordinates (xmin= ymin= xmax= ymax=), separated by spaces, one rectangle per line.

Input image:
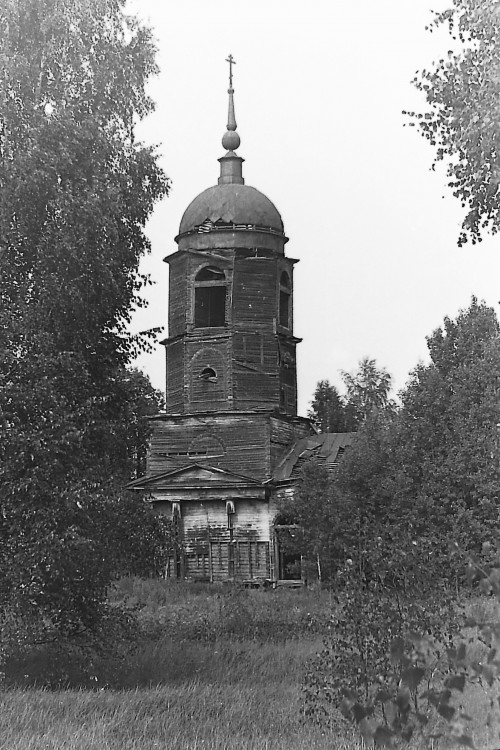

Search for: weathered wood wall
xmin=163 ymin=248 xmax=298 ymax=417
xmin=165 ymin=541 xmax=270 ymax=581
xmin=232 ymin=256 xmax=276 ymax=328
xmin=150 ymin=227 xmax=308 ymax=582
xmin=147 ymin=413 xmax=271 ymax=480
xmin=269 ymin=416 xmax=313 ymax=474
xmin=155 ymin=497 xmax=271 ymax=581
xmin=167 ymin=253 xmax=189 ymax=338
xmin=147 ymin=413 xmax=313 ymax=482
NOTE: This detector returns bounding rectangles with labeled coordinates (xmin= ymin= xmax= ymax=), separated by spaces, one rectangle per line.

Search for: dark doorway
xmin=274 ymin=521 xmax=302 ymax=581
xmin=279 ymin=550 xmax=301 ymax=580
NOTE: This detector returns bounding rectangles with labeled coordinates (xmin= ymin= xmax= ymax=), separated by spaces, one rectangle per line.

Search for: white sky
xmin=126 ymin=0 xmax=500 ymax=415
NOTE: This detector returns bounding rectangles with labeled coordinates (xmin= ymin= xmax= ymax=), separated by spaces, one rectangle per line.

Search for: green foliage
xmin=407 ymin=0 xmax=500 ymax=245
xmin=0 ymin=620 xmax=351 ymax=750
xmin=341 ymin=356 xmax=394 ymax=424
xmin=388 ymin=298 xmax=500 ymax=559
xmin=308 ymin=380 xmax=354 ymax=432
xmin=303 ymin=299 xmax=500 ymax=745
xmin=341 ymin=546 xmax=500 ymax=749
xmin=304 ymin=530 xmax=458 ymax=737
xmin=3 ymin=605 xmax=140 ymax=689
xmin=279 ymin=461 xmax=356 ymax=583
xmin=309 ymin=358 xmax=393 ymax=432
xmin=328 ymin=299 xmax=500 ymax=585
xmin=5 ymin=579 xmax=331 ymax=687
xmin=2 ymin=579 xmax=498 ymax=748
xmin=112 ymin=367 xmax=165 ymax=480
xmin=285 ymin=409 xmax=397 ymax=584
xmin=0 ymin=0 xmax=170 ymax=660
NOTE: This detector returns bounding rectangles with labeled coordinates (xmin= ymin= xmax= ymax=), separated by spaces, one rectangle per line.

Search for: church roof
xmin=179 ymin=184 xmax=284 ymax=236
xmin=272 ymin=433 xmax=356 ymax=481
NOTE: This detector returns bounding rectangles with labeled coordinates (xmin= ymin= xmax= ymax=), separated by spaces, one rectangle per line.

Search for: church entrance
xmin=278 ymin=548 xmax=302 ymax=580
xmin=273 ymin=524 xmax=303 ymax=582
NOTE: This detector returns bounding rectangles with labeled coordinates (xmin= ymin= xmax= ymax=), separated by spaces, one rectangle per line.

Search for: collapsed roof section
xmin=272 ymin=433 xmax=356 ymax=482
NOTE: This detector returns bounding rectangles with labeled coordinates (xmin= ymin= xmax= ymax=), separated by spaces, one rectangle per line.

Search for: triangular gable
xmin=127 ymin=462 xmax=263 ymax=491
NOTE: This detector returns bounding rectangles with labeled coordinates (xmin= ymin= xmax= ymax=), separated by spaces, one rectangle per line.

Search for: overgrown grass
xmin=2 ymin=580 xmax=363 ymax=749
xmin=110 ymin=576 xmax=331 ymax=638
xmin=3 ymin=580 xmax=500 ymax=749
xmin=0 ymin=684 xmax=363 ymax=750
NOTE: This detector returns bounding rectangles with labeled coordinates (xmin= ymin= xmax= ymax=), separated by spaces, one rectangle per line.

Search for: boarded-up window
xmin=189 ymin=435 xmax=225 ymax=458
xmin=195 ymin=266 xmax=226 ymax=328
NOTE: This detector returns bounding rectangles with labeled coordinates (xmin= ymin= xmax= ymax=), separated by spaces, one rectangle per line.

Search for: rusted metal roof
xmin=179 ymin=184 xmax=284 ymax=235
xmin=272 ymin=432 xmax=356 ymax=482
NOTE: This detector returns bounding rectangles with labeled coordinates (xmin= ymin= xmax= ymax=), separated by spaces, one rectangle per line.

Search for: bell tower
xmin=130 ymin=58 xmax=317 ymax=584
xmin=162 ymin=60 xmax=300 ymax=416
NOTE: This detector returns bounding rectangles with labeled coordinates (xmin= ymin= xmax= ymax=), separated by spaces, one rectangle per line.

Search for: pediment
xmin=127 ymin=463 xmax=262 ymax=491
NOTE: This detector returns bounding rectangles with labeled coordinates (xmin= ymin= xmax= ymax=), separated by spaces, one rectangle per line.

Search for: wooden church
xmin=129 ymin=59 xmax=354 ymax=583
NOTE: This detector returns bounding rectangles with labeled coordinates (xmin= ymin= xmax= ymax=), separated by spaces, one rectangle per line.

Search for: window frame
xmin=193 ymin=266 xmax=227 ymax=329
xmin=278 ymin=270 xmax=292 ymax=329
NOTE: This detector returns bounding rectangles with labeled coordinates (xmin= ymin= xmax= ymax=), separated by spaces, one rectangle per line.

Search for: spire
xmin=218 ymin=54 xmax=244 ymax=185
xmin=222 ymin=54 xmax=240 ymax=151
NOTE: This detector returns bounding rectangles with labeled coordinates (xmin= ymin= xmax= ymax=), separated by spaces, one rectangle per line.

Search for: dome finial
xmin=226 ymin=53 xmax=236 ymax=91
xmin=222 ymin=54 xmax=240 ymax=152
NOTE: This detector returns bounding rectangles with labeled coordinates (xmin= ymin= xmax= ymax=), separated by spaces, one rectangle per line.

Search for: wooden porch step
xmin=275 ymin=579 xmax=304 ymax=588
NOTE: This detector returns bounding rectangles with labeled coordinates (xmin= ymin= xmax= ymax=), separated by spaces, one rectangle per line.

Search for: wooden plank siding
xmin=147 ymin=413 xmax=272 ymax=480
xmin=232 ymin=331 xmax=280 ymax=409
xmin=187 ymin=341 xmax=229 ymax=411
xmin=162 ymin=247 xmax=300 ymax=418
xmin=146 ymin=413 xmax=314 ymax=481
xmin=165 ymin=339 xmax=185 ymax=413
xmin=232 ymin=257 xmax=277 ymax=330
xmin=165 ymin=542 xmax=270 ymax=582
xmin=269 ymin=416 xmax=313 ymax=474
xmin=143 ymin=219 xmax=311 ymax=583
xmin=167 ymin=254 xmax=190 ymax=338
xmin=156 ymin=497 xmax=271 ymax=581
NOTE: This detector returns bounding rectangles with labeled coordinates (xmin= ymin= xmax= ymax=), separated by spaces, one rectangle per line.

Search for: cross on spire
xmin=226 ymin=54 xmax=236 ymax=89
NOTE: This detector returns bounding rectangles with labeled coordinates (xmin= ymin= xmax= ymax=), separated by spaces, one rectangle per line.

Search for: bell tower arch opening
xmin=279 ymin=271 xmax=291 ymax=329
xmin=194 ymin=266 xmax=227 ymax=328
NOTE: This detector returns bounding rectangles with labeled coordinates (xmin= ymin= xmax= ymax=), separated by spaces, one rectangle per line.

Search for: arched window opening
xmin=199 ymin=366 xmax=217 ymax=382
xmin=279 ymin=271 xmax=291 ymax=328
xmin=195 ymin=266 xmax=226 ymax=328
xmin=196 ymin=266 xmax=225 ymax=282
xmin=280 ymin=271 xmax=291 ymax=289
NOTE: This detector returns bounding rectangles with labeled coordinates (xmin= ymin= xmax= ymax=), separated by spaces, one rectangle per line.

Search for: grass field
xmin=0 ymin=640 xmax=361 ymax=750
xmin=2 ymin=579 xmax=500 ymax=749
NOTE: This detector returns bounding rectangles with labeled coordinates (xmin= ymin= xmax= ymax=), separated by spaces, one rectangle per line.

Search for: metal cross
xmin=226 ymin=54 xmax=236 ymax=88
